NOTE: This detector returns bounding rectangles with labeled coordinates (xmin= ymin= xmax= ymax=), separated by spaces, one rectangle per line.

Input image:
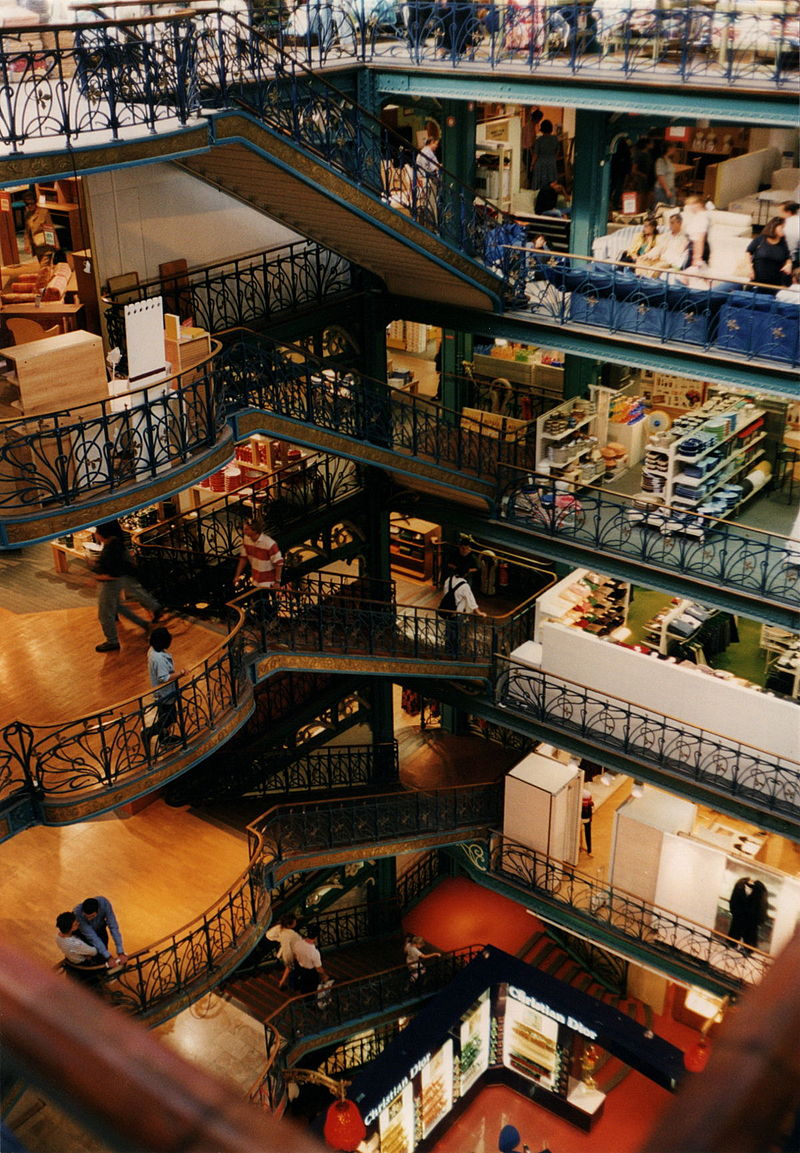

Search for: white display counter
xmin=503 ymin=750 xmax=582 ymax=865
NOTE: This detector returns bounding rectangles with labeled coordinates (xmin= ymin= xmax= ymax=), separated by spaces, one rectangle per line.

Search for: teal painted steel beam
xmin=389 ymin=295 xmax=799 ymax=399
xmin=373 ymin=72 xmax=797 ymax=127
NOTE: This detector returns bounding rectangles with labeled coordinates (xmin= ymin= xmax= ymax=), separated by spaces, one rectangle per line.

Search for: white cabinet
xmin=503 ymin=751 xmax=583 ymax=866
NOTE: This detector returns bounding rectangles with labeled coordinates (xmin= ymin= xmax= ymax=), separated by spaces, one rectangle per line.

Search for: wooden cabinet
xmin=165 ymin=326 xmax=212 ymax=377
xmin=390 ymin=516 xmax=440 ymax=580
xmin=4 ymin=329 xmax=106 ymax=416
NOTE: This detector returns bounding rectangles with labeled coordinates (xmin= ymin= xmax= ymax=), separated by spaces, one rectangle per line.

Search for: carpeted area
xmin=402 ymin=876 xmax=541 ymax=956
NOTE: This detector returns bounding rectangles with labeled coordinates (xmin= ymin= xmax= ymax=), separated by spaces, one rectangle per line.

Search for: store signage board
xmin=363 ymin=1054 xmax=430 ymax=1127
xmin=503 ymin=988 xmax=561 ymax=1091
xmin=377 ymin=1083 xmax=414 ymax=1153
xmin=459 ymin=992 xmax=491 ymax=1095
xmin=420 ymin=1041 xmax=453 ymax=1139
xmin=508 ymin=985 xmax=598 ymax=1041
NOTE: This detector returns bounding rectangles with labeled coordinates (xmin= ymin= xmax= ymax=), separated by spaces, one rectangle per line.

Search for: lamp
xmin=284 ymin=1069 xmax=366 ymax=1152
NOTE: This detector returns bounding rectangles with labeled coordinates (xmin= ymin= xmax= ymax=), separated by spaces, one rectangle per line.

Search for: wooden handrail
xmin=642 ymin=926 xmax=800 ymax=1153
xmin=0 ymin=941 xmax=325 ymax=1153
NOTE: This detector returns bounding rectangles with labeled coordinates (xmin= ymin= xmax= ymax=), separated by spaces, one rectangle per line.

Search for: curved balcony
xmin=497 ymin=466 xmax=800 ymax=627
xmin=0 ymin=605 xmax=253 ymax=831
xmin=271 ymin=0 xmax=799 ymax=95
xmin=0 ymin=341 xmax=230 ymax=547
xmin=514 ymin=251 xmax=800 ymax=376
xmin=104 ymin=241 xmax=356 ymax=358
xmin=97 ymin=781 xmax=765 ymax=1026
xmin=95 ymin=783 xmax=499 ymax=1024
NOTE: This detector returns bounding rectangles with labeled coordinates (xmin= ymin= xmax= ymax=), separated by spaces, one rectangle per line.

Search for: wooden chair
xmin=106 ymin=271 xmax=140 ymax=305
xmin=6 ymin=319 xmax=60 ymax=344
xmin=158 ymin=258 xmax=191 ymax=321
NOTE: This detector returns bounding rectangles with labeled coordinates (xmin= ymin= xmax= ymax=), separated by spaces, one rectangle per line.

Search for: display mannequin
xmin=728 ymin=877 xmax=768 ymax=948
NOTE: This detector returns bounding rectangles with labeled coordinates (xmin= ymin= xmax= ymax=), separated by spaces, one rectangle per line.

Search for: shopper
xmin=747 ymin=218 xmax=793 ymax=289
xmin=55 ymin=911 xmax=99 ymax=966
xmin=777 ymin=201 xmax=799 ymax=264
xmin=145 ymin=627 xmax=185 ymax=750
xmin=581 ymin=790 xmax=594 ymax=855
xmin=292 ymin=924 xmax=328 ymax=995
xmin=653 ymin=142 xmax=677 ymax=207
xmin=646 ymin=213 xmax=690 ymax=274
xmin=621 ymin=216 xmax=660 ymax=266
xmin=234 ymin=518 xmax=283 ymax=590
xmin=72 ymin=896 xmax=127 ymax=968
xmin=94 ymin=520 xmax=162 ymax=653
xmin=776 ymin=268 xmax=800 ymax=303
xmin=681 ymin=194 xmax=710 ymax=265
xmin=265 ymin=913 xmax=303 ymax=989
xmin=530 ymin=120 xmax=559 ymax=191
xmin=404 ymin=934 xmax=440 ymax=983
xmin=439 ymin=569 xmax=485 ymax=658
xmin=23 ymin=189 xmax=57 ymax=267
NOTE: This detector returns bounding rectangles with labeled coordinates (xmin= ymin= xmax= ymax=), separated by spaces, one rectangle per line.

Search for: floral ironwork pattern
xmin=498 ymin=466 xmax=800 ymax=614
xmin=497 ymin=663 xmax=800 ymax=823
xmin=488 ymin=832 xmax=770 ymax=992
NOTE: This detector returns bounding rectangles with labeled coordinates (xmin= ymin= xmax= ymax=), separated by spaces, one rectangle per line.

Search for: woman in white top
xmin=404 ymin=934 xmax=440 ymax=982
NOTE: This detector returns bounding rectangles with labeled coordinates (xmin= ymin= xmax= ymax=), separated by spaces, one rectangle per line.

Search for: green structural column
xmin=570 ymin=110 xmax=611 ymax=258
xmin=439 ymin=328 xmax=473 ymax=412
xmin=563 ymin=354 xmax=600 ymax=399
xmin=359 ymin=278 xmax=389 ymax=383
xmin=368 ymin=857 xmax=398 ymax=936
xmin=362 ymin=470 xmax=397 ymax=786
xmin=439 ymin=99 xmax=477 ymax=188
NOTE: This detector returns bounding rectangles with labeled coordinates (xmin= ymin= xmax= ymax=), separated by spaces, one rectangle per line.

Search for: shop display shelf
xmin=674 ymin=410 xmax=764 ymax=466
xmin=541 ymin=414 xmax=593 ymax=442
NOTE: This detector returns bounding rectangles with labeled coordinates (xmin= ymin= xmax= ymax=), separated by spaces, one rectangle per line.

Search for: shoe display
xmin=95 ymin=642 xmax=121 ymax=653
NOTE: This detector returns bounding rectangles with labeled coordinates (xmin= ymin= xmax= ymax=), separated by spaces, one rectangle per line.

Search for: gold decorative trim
xmin=235 ymin=411 xmax=492 ymax=497
xmin=252 ymin=652 xmax=490 ymax=681
xmin=0 ymin=126 xmax=211 ymax=186
xmin=4 ymin=436 xmax=235 ymax=545
xmin=40 ymin=697 xmax=252 ymax=825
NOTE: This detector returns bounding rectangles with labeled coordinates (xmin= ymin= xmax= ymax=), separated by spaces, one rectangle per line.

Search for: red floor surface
xmin=402 ymin=877 xmax=537 ymax=955
xmin=430 ymin=1079 xmax=671 ymax=1153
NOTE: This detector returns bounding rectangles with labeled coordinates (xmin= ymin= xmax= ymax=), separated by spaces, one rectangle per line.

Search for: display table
xmin=1 ymin=300 xmax=85 ymax=334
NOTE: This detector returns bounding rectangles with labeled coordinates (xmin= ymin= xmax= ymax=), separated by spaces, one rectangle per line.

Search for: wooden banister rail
xmin=0 ymin=941 xmax=325 ymax=1153
xmin=642 ymin=927 xmax=800 ymax=1153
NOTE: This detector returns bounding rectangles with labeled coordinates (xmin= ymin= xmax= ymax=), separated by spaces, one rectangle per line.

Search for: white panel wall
xmin=538 ymin=621 xmax=800 ymax=763
xmin=654 ymin=834 xmax=724 ymax=931
xmin=85 ymin=163 xmax=302 ymax=285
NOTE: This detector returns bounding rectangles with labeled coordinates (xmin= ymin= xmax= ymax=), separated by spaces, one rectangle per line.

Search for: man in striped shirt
xmin=234 ymin=518 xmax=283 ymax=589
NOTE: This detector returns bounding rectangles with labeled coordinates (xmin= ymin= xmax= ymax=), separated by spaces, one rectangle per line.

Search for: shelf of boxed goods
xmin=630 ymin=410 xmax=767 ymax=540
xmin=536 ymin=399 xmax=604 ymax=489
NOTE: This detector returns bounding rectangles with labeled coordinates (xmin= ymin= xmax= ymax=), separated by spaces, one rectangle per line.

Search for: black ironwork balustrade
xmin=0 ymin=610 xmax=249 ymax=812
xmin=95 ymin=785 xmax=496 ymax=1018
xmin=250 ymin=946 xmax=484 ymax=1111
xmin=513 ymin=249 xmax=800 ymax=371
xmin=487 ymin=832 xmax=769 ymax=991
xmin=133 ymin=451 xmax=363 ymax=610
xmin=195 ymin=13 xmax=522 ymax=281
xmin=266 ymin=0 xmax=798 ymax=90
xmin=396 ymin=849 xmax=446 ymax=908
xmin=0 ymin=348 xmax=225 ymax=518
xmin=497 ymin=464 xmax=800 ymax=616
xmin=496 ymin=661 xmax=800 ymax=822
xmin=235 ymin=577 xmax=513 ymax=668
xmin=0 ymin=13 xmax=199 ymax=151
xmin=220 ymin=333 xmax=537 ymax=482
xmin=104 ymin=241 xmax=354 ymax=356
xmin=249 ymin=741 xmax=393 ymax=797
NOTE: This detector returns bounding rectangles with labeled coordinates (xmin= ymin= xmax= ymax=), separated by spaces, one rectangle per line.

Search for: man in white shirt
xmin=292 ymin=924 xmax=328 ymax=995
xmin=778 ymin=202 xmax=799 ymax=264
xmin=55 ymin=913 xmax=99 ymax=968
xmin=440 ymin=569 xmax=485 ymax=658
xmin=681 ymin=195 xmax=710 ymax=265
xmin=649 ymin=213 xmax=690 ymax=273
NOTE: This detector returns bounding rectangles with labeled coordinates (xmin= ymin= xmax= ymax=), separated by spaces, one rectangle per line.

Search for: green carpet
xmin=626 ymin=586 xmax=767 ymax=688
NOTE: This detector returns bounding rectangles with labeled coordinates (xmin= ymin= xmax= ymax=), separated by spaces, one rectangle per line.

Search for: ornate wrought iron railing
xmin=221 ymin=332 xmax=536 ymax=481
xmin=396 ymin=850 xmax=446 ymax=909
xmin=133 ymin=451 xmax=364 ymax=610
xmin=235 ymin=573 xmax=536 ymax=668
xmin=496 ymin=661 xmax=800 ymax=822
xmin=250 ymin=945 xmax=485 ymax=1112
xmin=94 ymin=785 xmax=497 ymax=1019
xmin=497 ymin=465 xmax=800 ymax=616
xmin=0 ymin=342 xmax=225 ymax=519
xmin=515 ymin=250 xmax=800 ymax=371
xmin=482 ymin=832 xmax=770 ymax=991
xmin=196 ymin=14 xmax=521 ymax=281
xmin=0 ymin=13 xmax=199 ymax=151
xmin=104 ymin=240 xmax=354 ymax=353
xmin=0 ymin=606 xmax=250 ymax=816
xmin=244 ymin=741 xmax=394 ymax=798
xmin=269 ymin=0 xmax=798 ymax=91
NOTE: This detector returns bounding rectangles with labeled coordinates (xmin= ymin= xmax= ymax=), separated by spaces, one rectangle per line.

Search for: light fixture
xmin=599 ymin=771 xmax=614 ymax=787
xmin=631 ymin=780 xmax=644 ymax=798
xmin=683 ymin=995 xmax=729 ymax=1073
xmin=284 ymin=1069 xmax=366 ymax=1152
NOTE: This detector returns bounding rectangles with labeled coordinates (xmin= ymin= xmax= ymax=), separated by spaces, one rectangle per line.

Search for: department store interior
xmin=0 ymin=13 xmax=798 ymax=1153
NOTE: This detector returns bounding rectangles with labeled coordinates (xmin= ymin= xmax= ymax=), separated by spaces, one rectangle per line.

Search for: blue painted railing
xmin=513 ymin=249 xmax=800 ymax=372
